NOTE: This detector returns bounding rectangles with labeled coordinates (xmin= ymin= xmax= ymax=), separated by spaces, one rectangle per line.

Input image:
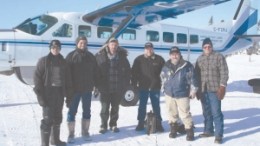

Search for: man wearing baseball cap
xmin=132 ymin=42 xmax=165 ymax=132
xmin=160 ymin=46 xmax=197 ymax=141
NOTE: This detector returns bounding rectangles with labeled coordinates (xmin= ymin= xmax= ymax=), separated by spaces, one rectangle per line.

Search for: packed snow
xmin=0 ymin=54 xmax=260 ymax=146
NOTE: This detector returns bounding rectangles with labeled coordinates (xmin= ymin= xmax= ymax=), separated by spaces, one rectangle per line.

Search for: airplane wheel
xmin=120 ymin=85 xmax=139 ymax=107
xmin=13 ymin=67 xmax=28 ymax=85
xmin=13 ymin=66 xmax=35 ymax=85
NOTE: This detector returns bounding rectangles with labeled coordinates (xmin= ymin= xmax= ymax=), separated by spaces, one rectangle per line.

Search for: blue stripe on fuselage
xmin=0 ymin=10 xmax=257 ymax=54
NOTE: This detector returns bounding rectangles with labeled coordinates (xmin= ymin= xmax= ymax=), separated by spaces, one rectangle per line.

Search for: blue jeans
xmin=67 ymin=92 xmax=92 ymax=122
xmin=137 ymin=90 xmax=162 ymax=121
xmin=201 ymin=92 xmax=224 ymax=137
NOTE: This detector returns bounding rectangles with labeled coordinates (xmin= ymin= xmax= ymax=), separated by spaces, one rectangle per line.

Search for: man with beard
xmin=160 ymin=46 xmax=197 ymax=141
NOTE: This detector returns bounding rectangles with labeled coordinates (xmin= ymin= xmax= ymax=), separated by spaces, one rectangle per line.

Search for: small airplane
xmin=0 ymin=0 xmax=259 ymax=105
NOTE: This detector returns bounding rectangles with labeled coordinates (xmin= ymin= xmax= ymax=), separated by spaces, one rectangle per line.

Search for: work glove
xmin=66 ymin=97 xmax=72 ymax=108
xmin=33 ymin=87 xmax=46 ymax=107
xmin=189 ymin=90 xmax=196 ymax=99
xmin=217 ymin=86 xmax=226 ymax=100
xmin=195 ymin=89 xmax=203 ymax=100
xmin=93 ymin=88 xmax=100 ymax=98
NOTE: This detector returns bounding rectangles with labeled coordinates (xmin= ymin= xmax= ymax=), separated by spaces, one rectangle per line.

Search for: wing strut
xmin=107 ymin=14 xmax=135 ymax=43
xmin=233 ymin=0 xmax=244 ymax=20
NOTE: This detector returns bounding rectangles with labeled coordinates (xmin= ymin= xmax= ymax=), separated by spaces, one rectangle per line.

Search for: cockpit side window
xmin=52 ymin=23 xmax=73 ymax=38
xmin=15 ymin=15 xmax=58 ymax=35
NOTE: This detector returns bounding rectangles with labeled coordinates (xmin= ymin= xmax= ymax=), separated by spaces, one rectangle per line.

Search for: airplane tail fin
xmin=231 ymin=0 xmax=258 ymax=36
xmin=221 ymin=0 xmax=259 ymax=54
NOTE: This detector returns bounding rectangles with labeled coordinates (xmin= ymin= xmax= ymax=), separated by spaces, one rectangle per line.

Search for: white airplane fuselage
xmin=0 ymin=7 xmax=256 ymax=84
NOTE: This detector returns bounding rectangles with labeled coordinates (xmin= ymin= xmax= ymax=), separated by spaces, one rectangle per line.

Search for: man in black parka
xmin=132 ymin=42 xmax=165 ymax=132
xmin=95 ymin=38 xmax=131 ymax=134
xmin=33 ymin=40 xmax=72 ymax=146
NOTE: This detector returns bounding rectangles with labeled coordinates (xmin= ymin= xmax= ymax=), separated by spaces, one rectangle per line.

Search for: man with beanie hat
xmin=66 ymin=36 xmax=99 ymax=142
xmin=160 ymin=46 xmax=197 ymax=141
xmin=195 ymin=38 xmax=229 ymax=144
xmin=132 ymin=42 xmax=165 ymax=133
xmin=34 ymin=39 xmax=72 ymax=146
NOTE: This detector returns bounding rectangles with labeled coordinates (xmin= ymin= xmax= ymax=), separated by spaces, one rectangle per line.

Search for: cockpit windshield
xmin=15 ymin=14 xmax=58 ymax=35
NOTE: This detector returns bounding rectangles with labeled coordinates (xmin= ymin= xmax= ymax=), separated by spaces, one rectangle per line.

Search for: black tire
xmin=120 ymin=85 xmax=139 ymax=107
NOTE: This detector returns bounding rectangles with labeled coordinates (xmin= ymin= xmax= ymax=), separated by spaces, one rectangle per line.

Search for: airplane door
xmin=0 ymin=30 xmax=16 ymax=75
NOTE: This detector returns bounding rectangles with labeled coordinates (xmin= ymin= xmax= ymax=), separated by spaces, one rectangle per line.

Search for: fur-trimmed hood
xmin=96 ymin=44 xmax=128 ymax=57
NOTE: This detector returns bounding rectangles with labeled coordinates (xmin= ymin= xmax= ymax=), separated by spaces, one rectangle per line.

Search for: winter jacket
xmin=33 ymin=53 xmax=72 ymax=106
xmin=132 ymin=54 xmax=165 ymax=90
xmin=66 ymin=48 xmax=98 ymax=94
xmin=160 ymin=58 xmax=197 ymax=98
xmin=195 ymin=51 xmax=229 ymax=92
xmin=95 ymin=45 xmax=131 ymax=95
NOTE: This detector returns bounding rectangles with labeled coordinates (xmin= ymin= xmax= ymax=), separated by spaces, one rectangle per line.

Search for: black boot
xmin=186 ymin=128 xmax=194 ymax=141
xmin=177 ymin=124 xmax=186 ymax=134
xmin=135 ymin=121 xmax=145 ymax=131
xmin=41 ymin=129 xmax=50 ymax=146
xmin=169 ymin=123 xmax=178 ymax=138
xmin=50 ymin=125 xmax=66 ymax=146
xmin=156 ymin=119 xmax=164 ymax=132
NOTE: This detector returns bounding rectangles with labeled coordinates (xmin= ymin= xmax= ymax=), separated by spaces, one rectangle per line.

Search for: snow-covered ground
xmin=0 ymin=54 xmax=260 ymax=146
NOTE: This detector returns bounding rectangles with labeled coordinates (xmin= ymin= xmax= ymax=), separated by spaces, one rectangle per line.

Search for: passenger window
xmin=78 ymin=25 xmax=91 ymax=37
xmin=121 ymin=29 xmax=136 ymax=40
xmin=97 ymin=27 xmax=112 ymax=39
xmin=163 ymin=32 xmax=174 ymax=43
xmin=177 ymin=33 xmax=187 ymax=44
xmin=52 ymin=23 xmax=73 ymax=37
xmin=146 ymin=31 xmax=159 ymax=42
xmin=190 ymin=34 xmax=199 ymax=44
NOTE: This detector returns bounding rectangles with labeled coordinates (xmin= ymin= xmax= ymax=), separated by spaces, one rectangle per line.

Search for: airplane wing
xmin=83 ymin=0 xmax=231 ymax=28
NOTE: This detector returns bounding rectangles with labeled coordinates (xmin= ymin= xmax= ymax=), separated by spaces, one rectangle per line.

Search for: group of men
xmin=33 ymin=36 xmax=229 ymax=146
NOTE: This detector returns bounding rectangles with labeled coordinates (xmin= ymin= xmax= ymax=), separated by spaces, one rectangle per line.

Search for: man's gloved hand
xmin=37 ymin=95 xmax=47 ymax=107
xmin=189 ymin=90 xmax=196 ymax=99
xmin=217 ymin=86 xmax=226 ymax=100
xmin=33 ymin=87 xmax=46 ymax=107
xmin=66 ymin=98 xmax=72 ymax=108
xmin=93 ymin=88 xmax=100 ymax=98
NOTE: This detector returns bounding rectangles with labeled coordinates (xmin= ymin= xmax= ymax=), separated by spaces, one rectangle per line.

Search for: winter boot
xmin=214 ymin=136 xmax=223 ymax=144
xmin=50 ymin=125 xmax=66 ymax=146
xmin=156 ymin=119 xmax=164 ymax=132
xmin=135 ymin=121 xmax=145 ymax=131
xmin=41 ymin=129 xmax=50 ymax=146
xmin=177 ymin=124 xmax=186 ymax=134
xmin=99 ymin=127 xmax=108 ymax=134
xmin=169 ymin=123 xmax=178 ymax=138
xmin=67 ymin=122 xmax=75 ymax=143
xmin=82 ymin=119 xmax=91 ymax=141
xmin=186 ymin=128 xmax=194 ymax=141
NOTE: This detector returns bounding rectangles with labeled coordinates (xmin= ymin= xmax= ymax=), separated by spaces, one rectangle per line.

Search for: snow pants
xmin=40 ymin=87 xmax=64 ymax=132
